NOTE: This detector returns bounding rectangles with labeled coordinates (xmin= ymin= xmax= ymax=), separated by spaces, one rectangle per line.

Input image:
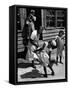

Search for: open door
xmin=27 ymin=8 xmax=41 ymax=30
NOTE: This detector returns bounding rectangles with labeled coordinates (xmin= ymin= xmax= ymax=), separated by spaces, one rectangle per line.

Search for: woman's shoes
xmin=43 ymin=74 xmax=48 ymax=78
xmin=51 ymin=71 xmax=55 ymax=76
xmin=60 ymin=61 xmax=63 ymax=64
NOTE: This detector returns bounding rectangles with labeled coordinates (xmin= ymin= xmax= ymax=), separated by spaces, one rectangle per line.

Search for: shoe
xmin=43 ymin=74 xmax=48 ymax=78
xmin=51 ymin=72 xmax=55 ymax=76
xmin=60 ymin=62 xmax=63 ymax=64
xmin=55 ymin=62 xmax=58 ymax=65
xmin=32 ymin=61 xmax=36 ymax=69
xmin=32 ymin=65 xmax=36 ymax=69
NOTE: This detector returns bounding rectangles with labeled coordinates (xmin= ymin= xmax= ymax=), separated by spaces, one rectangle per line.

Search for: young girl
xmin=56 ymin=30 xmax=65 ymax=65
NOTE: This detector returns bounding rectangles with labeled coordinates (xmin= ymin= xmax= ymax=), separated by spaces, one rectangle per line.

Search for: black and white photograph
xmin=16 ymin=6 xmax=67 ymax=83
xmin=9 ymin=5 xmax=67 ymax=84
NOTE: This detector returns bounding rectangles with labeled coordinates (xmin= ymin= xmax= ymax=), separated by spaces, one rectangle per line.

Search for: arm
xmin=33 ymin=43 xmax=46 ymax=53
xmin=61 ymin=35 xmax=65 ymax=39
xmin=30 ymin=39 xmax=38 ymax=48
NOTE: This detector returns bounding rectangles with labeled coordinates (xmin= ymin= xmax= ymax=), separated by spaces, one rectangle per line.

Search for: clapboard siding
xmin=43 ymin=35 xmax=57 ymax=40
xmin=17 ymin=30 xmax=22 ymax=33
xmin=43 ymin=33 xmax=58 ymax=37
xmin=17 ymin=41 xmax=23 ymax=45
xmin=18 ymin=37 xmax=23 ymax=41
xmin=42 ymin=28 xmax=65 ymax=41
xmin=18 ymin=33 xmax=22 ymax=37
xmin=17 ymin=8 xmax=27 ymax=53
xmin=17 ymin=28 xmax=65 ymax=52
xmin=17 ymin=48 xmax=24 ymax=53
xmin=17 ymin=29 xmax=24 ymax=52
xmin=17 ymin=44 xmax=24 ymax=49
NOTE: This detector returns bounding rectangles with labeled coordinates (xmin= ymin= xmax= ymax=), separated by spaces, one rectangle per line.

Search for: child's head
xmin=58 ymin=30 xmax=64 ymax=37
xmin=47 ymin=40 xmax=52 ymax=48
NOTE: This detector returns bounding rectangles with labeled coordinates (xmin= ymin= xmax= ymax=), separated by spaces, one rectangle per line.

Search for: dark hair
xmin=30 ymin=10 xmax=35 ymax=15
xmin=28 ymin=14 xmax=34 ymax=22
xmin=48 ymin=40 xmax=52 ymax=48
xmin=58 ymin=30 xmax=64 ymax=37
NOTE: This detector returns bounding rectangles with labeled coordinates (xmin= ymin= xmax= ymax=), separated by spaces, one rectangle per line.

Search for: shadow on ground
xmin=20 ymin=69 xmax=53 ymax=78
xmin=18 ymin=59 xmax=56 ymax=78
xmin=20 ymin=69 xmax=43 ymax=78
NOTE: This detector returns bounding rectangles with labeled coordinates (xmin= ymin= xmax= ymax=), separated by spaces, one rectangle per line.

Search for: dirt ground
xmin=17 ymin=48 xmax=65 ymax=82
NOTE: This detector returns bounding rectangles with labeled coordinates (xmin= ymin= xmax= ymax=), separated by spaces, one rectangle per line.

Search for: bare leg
xmin=48 ymin=64 xmax=55 ymax=76
xmin=56 ymin=56 xmax=58 ymax=65
xmin=43 ymin=66 xmax=47 ymax=77
xmin=48 ymin=51 xmax=51 ymax=62
xmin=60 ymin=55 xmax=63 ymax=64
xmin=32 ymin=60 xmax=36 ymax=69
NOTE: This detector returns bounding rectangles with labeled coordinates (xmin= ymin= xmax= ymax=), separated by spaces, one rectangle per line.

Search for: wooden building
xmin=16 ymin=8 xmax=66 ymax=54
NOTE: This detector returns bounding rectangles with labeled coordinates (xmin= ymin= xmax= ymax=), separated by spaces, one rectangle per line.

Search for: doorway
xmin=27 ymin=8 xmax=41 ymax=30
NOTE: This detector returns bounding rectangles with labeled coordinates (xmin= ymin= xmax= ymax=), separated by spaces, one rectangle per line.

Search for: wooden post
xmin=20 ymin=8 xmax=27 ymax=30
xmin=41 ymin=9 xmax=44 ymax=27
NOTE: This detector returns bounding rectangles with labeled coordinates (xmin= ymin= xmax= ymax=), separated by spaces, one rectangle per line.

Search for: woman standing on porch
xmin=22 ymin=10 xmax=36 ymax=60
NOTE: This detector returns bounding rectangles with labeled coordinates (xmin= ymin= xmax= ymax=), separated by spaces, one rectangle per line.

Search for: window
xmin=42 ymin=9 xmax=65 ymax=29
xmin=56 ymin=10 xmax=65 ymax=28
xmin=46 ymin=9 xmax=55 ymax=28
